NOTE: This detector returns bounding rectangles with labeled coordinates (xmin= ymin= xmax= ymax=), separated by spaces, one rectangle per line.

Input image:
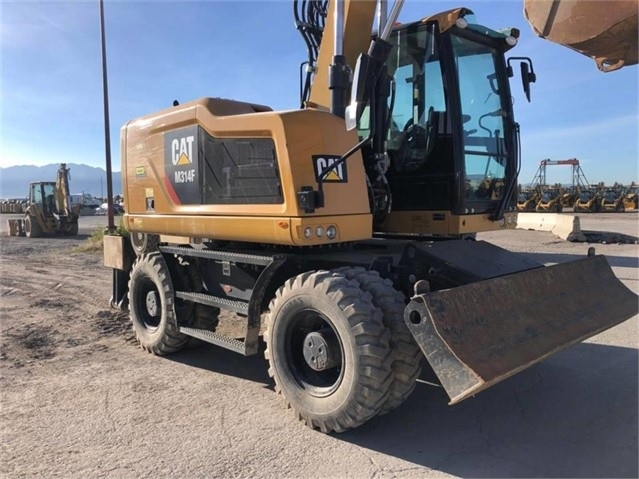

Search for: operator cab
xmin=29 ymin=182 xmax=58 ymax=215
xmin=358 ymin=11 xmax=522 ymax=222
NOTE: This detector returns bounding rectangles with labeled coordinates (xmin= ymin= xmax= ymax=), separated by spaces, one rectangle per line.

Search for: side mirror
xmin=507 ymin=57 xmax=537 ymax=102
xmin=345 ymin=53 xmax=371 ymax=131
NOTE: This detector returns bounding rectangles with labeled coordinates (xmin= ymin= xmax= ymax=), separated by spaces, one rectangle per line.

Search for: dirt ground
xmin=1 ymin=213 xmax=637 ymax=478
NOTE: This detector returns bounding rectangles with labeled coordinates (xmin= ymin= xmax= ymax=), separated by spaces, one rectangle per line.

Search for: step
xmin=179 ymin=326 xmax=247 ymax=355
xmin=159 ymin=245 xmax=274 ymax=266
xmin=175 ymin=291 xmax=249 ymax=315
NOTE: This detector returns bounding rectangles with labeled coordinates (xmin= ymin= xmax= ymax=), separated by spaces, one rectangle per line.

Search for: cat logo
xmin=171 ymin=136 xmax=195 ymax=166
xmin=313 ymin=155 xmax=348 ymax=183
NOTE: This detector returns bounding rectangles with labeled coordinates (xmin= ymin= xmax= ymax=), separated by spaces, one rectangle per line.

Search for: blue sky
xmin=2 ymin=0 xmax=637 ymax=185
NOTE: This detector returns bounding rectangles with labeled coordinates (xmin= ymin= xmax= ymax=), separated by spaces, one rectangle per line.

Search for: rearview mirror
xmin=507 ymin=57 xmax=537 ymax=102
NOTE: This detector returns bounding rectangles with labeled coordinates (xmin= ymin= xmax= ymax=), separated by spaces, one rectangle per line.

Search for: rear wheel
xmin=264 ymin=270 xmax=392 ymax=433
xmin=25 ymin=215 xmax=41 ymax=238
xmin=334 ymin=267 xmax=422 ymax=414
xmin=128 ymin=252 xmax=188 ymax=354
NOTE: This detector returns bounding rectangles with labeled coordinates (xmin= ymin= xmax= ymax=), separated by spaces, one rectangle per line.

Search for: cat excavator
xmin=103 ymin=0 xmax=638 ymax=433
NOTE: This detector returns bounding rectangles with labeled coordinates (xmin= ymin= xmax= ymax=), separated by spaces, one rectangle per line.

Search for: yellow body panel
xmin=121 ymin=98 xmax=372 ymax=245
xmin=380 ymin=210 xmax=517 ymax=235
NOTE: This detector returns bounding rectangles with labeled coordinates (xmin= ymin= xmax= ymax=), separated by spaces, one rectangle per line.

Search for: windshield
xmin=384 ymin=25 xmax=446 ymax=154
xmin=451 ymin=33 xmax=508 ymax=202
xmin=580 ymin=192 xmax=591 ymax=201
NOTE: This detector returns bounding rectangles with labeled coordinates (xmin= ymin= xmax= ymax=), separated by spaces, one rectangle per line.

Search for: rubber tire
xmin=334 ymin=267 xmax=422 ymax=414
xmin=264 ymin=270 xmax=392 ymax=433
xmin=128 ymin=252 xmax=188 ymax=354
xmin=66 ymin=221 xmax=79 ymax=236
xmin=131 ymin=232 xmax=160 ymax=256
xmin=25 ymin=215 xmax=41 ymax=238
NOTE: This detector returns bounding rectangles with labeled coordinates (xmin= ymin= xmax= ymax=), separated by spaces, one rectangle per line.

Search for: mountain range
xmin=0 ymin=164 xmax=122 ymax=200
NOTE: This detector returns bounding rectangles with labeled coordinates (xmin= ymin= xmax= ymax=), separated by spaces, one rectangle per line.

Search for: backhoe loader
xmin=600 ymin=188 xmax=626 ymax=212
xmin=535 ymin=187 xmax=563 ymax=212
xmin=104 ymin=0 xmax=638 ymax=433
xmin=623 ymin=185 xmax=638 ymax=211
xmin=516 ymin=186 xmax=541 ymax=212
xmin=574 ymin=188 xmax=601 ymax=213
xmin=7 ymin=163 xmax=79 ymax=237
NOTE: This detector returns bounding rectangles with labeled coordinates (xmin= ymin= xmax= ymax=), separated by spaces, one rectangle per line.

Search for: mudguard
xmin=404 ymin=255 xmax=638 ymax=404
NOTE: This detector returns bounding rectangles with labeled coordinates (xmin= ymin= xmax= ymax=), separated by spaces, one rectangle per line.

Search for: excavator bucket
xmin=524 ymin=0 xmax=638 ymax=72
xmin=405 ymin=255 xmax=638 ymax=404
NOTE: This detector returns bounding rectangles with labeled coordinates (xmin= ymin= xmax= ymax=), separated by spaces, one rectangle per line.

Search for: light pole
xmin=99 ymin=0 xmax=115 ymax=232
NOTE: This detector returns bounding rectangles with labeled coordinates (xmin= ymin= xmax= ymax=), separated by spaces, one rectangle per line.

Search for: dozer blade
xmin=404 ymin=255 xmax=638 ymax=404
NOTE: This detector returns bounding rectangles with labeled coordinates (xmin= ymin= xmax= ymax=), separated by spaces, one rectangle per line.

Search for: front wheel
xmin=264 ymin=270 xmax=392 ymax=433
xmin=128 ymin=252 xmax=188 ymax=354
xmin=25 ymin=215 xmax=41 ymax=238
xmin=333 ymin=267 xmax=422 ymax=414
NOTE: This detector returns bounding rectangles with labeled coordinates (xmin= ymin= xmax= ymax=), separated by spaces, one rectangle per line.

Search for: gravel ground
xmin=0 ymin=212 xmax=637 ymax=478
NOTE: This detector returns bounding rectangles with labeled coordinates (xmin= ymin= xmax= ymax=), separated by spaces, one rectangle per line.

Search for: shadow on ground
xmin=340 ymin=343 xmax=638 ymax=478
xmin=168 ymin=339 xmax=637 ymax=478
xmin=579 ymin=231 xmax=638 ymax=245
xmin=168 ymin=339 xmax=272 ymax=386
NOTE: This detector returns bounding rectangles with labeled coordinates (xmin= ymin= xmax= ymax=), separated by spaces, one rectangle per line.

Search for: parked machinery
xmin=535 ymin=186 xmax=563 ymax=212
xmin=623 ymin=185 xmax=638 ymax=211
xmin=574 ymin=188 xmax=601 ymax=213
xmin=600 ymin=188 xmax=626 ymax=212
xmin=7 ymin=163 xmax=80 ymax=237
xmin=516 ymin=186 xmax=541 ymax=212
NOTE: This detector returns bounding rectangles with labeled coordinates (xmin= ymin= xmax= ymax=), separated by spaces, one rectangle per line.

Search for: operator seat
xmin=393 ymin=107 xmax=442 ymax=172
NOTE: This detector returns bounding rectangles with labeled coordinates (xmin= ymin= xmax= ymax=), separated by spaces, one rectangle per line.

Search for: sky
xmin=1 ymin=0 xmax=638 ymax=186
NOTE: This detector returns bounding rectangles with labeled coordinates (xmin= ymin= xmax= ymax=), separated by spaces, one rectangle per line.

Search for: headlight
xmin=326 ymin=226 xmax=337 ymax=240
xmin=304 ymin=227 xmax=312 ymax=238
xmin=316 ymin=226 xmax=324 ymax=237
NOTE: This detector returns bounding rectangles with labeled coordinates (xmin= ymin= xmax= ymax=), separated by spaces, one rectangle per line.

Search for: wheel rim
xmin=135 ymin=276 xmax=161 ymax=330
xmin=284 ymin=308 xmax=344 ymax=397
xmin=132 ymin=232 xmax=146 ymax=252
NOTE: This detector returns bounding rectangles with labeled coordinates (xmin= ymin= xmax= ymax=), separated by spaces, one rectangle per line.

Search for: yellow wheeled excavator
xmin=104 ymin=0 xmax=638 ymax=433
